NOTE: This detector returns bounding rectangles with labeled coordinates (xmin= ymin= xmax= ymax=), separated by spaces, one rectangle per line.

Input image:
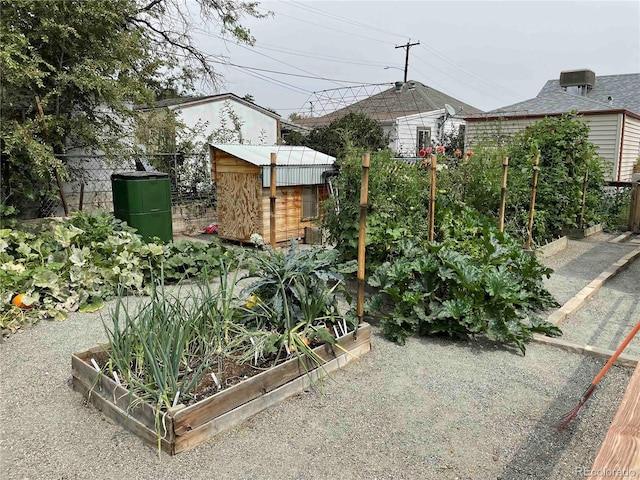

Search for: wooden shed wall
xmin=211 ymin=146 xmax=330 ymax=243
xmin=260 ymin=184 xmax=329 ymax=245
xmin=212 ymin=149 xmax=262 ymax=242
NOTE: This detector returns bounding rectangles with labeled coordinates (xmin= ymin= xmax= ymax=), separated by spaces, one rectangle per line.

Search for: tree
xmin=0 ymin=0 xmax=266 ymax=212
xmin=302 ymin=113 xmax=390 ymax=157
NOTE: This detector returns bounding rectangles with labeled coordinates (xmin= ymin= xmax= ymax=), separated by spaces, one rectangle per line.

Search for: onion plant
xmin=101 ymin=260 xmax=264 ymax=454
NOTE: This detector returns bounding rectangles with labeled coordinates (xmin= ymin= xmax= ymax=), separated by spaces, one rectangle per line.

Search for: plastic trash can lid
xmin=111 ymin=171 xmax=169 ymax=180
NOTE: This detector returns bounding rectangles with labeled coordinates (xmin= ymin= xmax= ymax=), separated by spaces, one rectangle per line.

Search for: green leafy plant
xmin=322 ymin=149 xmax=431 ymax=268
xmin=0 ymin=210 xmax=227 ymax=337
xmin=242 ymin=242 xmax=347 ymax=325
xmin=367 ymin=228 xmax=560 ymax=354
xmin=102 ymin=261 xmax=267 ymax=454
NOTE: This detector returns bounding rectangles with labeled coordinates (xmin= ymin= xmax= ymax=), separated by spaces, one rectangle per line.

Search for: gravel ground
xmin=553 ymin=247 xmax=640 ymax=356
xmin=1 ymin=235 xmax=638 ymax=480
xmin=539 ymin=232 xmax=638 ymax=305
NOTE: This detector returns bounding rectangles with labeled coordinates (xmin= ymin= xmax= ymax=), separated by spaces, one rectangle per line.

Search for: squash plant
xmin=367 ymin=202 xmax=560 ymax=354
xmin=0 ymin=211 xmax=227 ymax=338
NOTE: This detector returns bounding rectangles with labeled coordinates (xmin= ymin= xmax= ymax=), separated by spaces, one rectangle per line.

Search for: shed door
xmin=218 ymin=172 xmax=261 ymax=241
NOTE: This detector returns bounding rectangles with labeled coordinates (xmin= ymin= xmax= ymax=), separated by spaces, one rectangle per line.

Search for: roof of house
xmin=294 ymin=81 xmax=483 ymax=127
xmin=467 ymin=72 xmax=640 ymax=119
xmin=136 ymin=93 xmax=281 ymax=119
xmin=210 ymin=144 xmax=335 ymax=166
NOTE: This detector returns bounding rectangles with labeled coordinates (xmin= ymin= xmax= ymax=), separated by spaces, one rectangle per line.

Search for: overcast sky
xmin=194 ymin=0 xmax=640 ymax=118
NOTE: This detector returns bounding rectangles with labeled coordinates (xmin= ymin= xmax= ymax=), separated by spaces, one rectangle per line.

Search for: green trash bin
xmin=111 ymin=172 xmax=173 ymax=242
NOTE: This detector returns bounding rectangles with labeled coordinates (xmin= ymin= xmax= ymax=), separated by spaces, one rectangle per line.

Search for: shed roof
xmin=211 ymin=144 xmax=336 ymax=166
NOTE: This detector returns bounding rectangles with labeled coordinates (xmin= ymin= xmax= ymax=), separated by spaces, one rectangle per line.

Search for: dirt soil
xmin=1 ymin=232 xmax=639 ymax=480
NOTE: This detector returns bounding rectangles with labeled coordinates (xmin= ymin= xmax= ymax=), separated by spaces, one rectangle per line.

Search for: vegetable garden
xmin=0 ymin=111 xmax=631 ymax=454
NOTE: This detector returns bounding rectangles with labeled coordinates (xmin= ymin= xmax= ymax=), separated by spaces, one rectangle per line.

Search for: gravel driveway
xmin=1 ymin=234 xmax=638 ymax=480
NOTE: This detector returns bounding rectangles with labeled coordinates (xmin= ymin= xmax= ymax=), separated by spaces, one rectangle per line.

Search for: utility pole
xmin=395 ymin=40 xmax=420 ymax=83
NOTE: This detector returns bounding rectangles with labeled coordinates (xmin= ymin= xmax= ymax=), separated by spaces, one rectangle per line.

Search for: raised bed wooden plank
xmin=73 ymin=375 xmax=174 ymax=455
xmin=589 ymin=361 xmax=640 ymax=478
xmin=535 ymin=236 xmax=568 ymax=259
xmin=72 ymin=351 xmax=160 ymax=434
xmin=172 ymin=323 xmax=371 ymax=435
xmin=72 ymin=323 xmax=372 ymax=455
xmin=174 ymin=341 xmax=371 ymax=454
xmin=531 ymin=334 xmax=639 ymax=369
xmin=561 ymin=223 xmax=603 ymax=239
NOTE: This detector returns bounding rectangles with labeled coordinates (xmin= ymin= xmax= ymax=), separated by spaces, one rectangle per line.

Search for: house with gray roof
xmin=464 ymin=70 xmax=640 ymax=181
xmin=294 ymin=81 xmax=483 ymax=157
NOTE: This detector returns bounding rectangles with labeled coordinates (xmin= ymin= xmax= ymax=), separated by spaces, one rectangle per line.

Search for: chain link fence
xmin=16 ymin=153 xmax=216 ymax=234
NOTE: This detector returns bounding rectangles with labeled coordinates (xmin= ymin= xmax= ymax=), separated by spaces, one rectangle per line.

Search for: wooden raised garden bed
xmin=535 ymin=236 xmax=568 ymax=259
xmin=72 ymin=323 xmax=371 ymax=455
xmin=561 ymin=223 xmax=603 ymax=239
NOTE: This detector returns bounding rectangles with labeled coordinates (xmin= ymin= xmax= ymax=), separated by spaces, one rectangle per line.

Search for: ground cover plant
xmin=0 ymin=210 xmax=226 ymax=337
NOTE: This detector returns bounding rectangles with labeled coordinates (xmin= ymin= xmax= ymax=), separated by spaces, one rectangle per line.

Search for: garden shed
xmin=210 ymin=144 xmax=336 ymax=244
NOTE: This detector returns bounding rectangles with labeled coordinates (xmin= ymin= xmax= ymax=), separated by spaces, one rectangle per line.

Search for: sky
xmin=193 ymin=0 xmax=640 ymax=118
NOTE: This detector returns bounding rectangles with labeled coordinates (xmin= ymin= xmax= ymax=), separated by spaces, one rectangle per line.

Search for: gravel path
xmin=1 ymin=235 xmax=638 ymax=480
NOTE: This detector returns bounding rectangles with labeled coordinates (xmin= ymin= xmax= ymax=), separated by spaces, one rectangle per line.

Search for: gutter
xmin=617 ymin=112 xmax=626 ymax=182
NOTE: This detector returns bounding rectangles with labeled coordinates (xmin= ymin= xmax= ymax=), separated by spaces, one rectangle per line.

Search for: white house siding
xmin=172 ymin=99 xmax=279 ymax=147
xmin=620 ymin=115 xmax=640 ymax=181
xmin=393 ymin=110 xmax=466 ymax=157
xmin=465 ymin=114 xmax=625 ymax=181
xmin=585 ymin=113 xmax=622 ymax=180
xmin=464 ymin=117 xmax=539 ymax=149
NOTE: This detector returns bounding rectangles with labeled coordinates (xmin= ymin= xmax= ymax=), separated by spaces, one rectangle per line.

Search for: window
xmin=416 ymin=128 xmax=431 ymax=156
xmin=302 ymin=186 xmax=318 ymax=219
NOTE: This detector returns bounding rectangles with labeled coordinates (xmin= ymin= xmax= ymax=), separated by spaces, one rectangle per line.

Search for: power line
xmin=267 ymin=2 xmax=521 ymax=103
xmin=280 ymin=1 xmax=407 ymax=42
xmin=215 ymin=61 xmax=377 ymax=85
xmin=257 ymin=6 xmax=392 ymax=46
xmin=417 ymin=45 xmax=521 ymax=99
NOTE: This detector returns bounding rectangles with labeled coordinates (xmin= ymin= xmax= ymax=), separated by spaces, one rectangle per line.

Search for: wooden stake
xmin=428 ymin=154 xmax=437 ymax=242
xmin=270 ymin=152 xmax=277 ymax=248
xmin=357 ymin=153 xmax=370 ymax=324
xmin=498 ymin=157 xmax=509 ymax=232
xmin=35 ymin=96 xmax=69 ymax=217
xmin=579 ymin=168 xmax=589 ymax=229
xmin=524 ymin=153 xmax=540 ymax=251
xmin=461 ymin=167 xmax=468 ymax=203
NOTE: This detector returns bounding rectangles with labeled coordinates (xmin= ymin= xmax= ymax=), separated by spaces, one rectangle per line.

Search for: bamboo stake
xmin=524 ymin=153 xmax=540 ymax=251
xmin=578 ymin=168 xmax=589 ymax=229
xmin=498 ymin=157 xmax=509 ymax=232
xmin=428 ymin=154 xmax=437 ymax=242
xmin=461 ymin=167 xmax=468 ymax=203
xmin=270 ymin=152 xmax=277 ymax=248
xmin=35 ymin=96 xmax=69 ymax=216
xmin=357 ymin=153 xmax=370 ymax=324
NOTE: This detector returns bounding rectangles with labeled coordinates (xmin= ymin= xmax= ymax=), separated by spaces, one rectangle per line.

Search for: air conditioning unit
xmin=559 ymin=69 xmax=596 ymax=89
